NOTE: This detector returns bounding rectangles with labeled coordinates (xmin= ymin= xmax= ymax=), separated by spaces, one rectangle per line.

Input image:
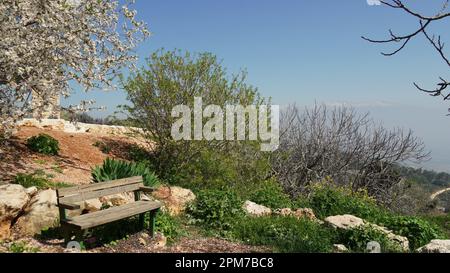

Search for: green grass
xmin=232 ymin=216 xmax=335 ymax=253
xmin=13 ymin=172 xmax=71 ymax=190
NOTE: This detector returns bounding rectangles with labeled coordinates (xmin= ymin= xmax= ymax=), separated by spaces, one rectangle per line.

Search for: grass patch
xmin=232 ymin=216 xmax=335 ymax=253
xmin=14 ymin=172 xmax=71 ymax=190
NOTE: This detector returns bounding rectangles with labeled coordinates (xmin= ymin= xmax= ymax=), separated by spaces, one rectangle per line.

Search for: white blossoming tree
xmin=0 ymin=0 xmax=149 ymax=137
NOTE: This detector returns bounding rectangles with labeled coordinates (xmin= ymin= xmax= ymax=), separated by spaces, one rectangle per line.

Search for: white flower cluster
xmin=0 ymin=0 xmax=149 ymax=136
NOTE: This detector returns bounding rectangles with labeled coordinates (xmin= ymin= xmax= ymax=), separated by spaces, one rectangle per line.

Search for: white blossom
xmin=0 ymin=0 xmax=149 ymax=136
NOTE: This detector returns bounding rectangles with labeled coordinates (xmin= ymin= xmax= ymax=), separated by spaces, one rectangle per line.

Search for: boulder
xmin=0 ymin=184 xmax=30 ymax=239
xmin=15 ymin=189 xmax=59 ymax=236
xmin=293 ymin=208 xmax=317 ymax=221
xmin=325 ymin=214 xmax=409 ymax=252
xmin=417 ymin=240 xmax=450 ymax=253
xmin=152 ymin=186 xmax=196 ymax=216
xmin=325 ymin=215 xmax=365 ymax=230
xmin=369 ymin=223 xmax=409 ymax=251
xmin=274 ymin=208 xmax=293 ymax=217
xmin=100 ymin=193 xmax=134 ymax=207
xmin=243 ymin=201 xmax=272 ymax=217
xmin=274 ymin=208 xmax=318 ymax=221
xmin=84 ymin=198 xmax=103 ymax=213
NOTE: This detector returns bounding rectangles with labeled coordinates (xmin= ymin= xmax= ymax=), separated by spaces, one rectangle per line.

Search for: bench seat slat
xmin=64 ymin=201 xmax=161 ymax=229
xmin=57 ymin=176 xmax=143 ymax=197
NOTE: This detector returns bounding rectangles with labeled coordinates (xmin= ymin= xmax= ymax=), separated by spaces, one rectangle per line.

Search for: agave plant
xmin=92 ymin=158 xmax=159 ymax=187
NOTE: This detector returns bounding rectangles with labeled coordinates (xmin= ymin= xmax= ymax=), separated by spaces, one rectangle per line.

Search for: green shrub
xmin=92 ymin=158 xmax=159 ymax=187
xmin=14 ymin=173 xmax=71 ymax=189
xmin=121 ymin=49 xmax=271 ymax=191
xmin=307 ymin=179 xmax=386 ymax=220
xmin=380 ymin=215 xmax=445 ymax=250
xmin=250 ymin=180 xmax=292 ymax=209
xmin=232 ymin=216 xmax=335 ymax=253
xmin=128 ymin=144 xmax=151 ymax=162
xmin=187 ymin=189 xmax=244 ymax=231
xmin=423 ymin=213 xmax=450 ymax=238
xmin=26 ymin=134 xmax=60 ymax=155
xmin=337 ymin=225 xmax=403 ymax=253
xmin=153 ymin=213 xmax=185 ymax=242
xmin=8 ymin=242 xmax=39 ymax=253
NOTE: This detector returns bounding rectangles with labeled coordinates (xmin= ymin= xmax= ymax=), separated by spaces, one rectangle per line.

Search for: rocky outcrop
xmin=243 ymin=201 xmax=272 ymax=217
xmin=0 ymin=184 xmax=31 ymax=239
xmin=100 ymin=193 xmax=135 ymax=207
xmin=15 ymin=189 xmax=59 ymax=236
xmin=152 ymin=186 xmax=196 ymax=216
xmin=274 ymin=208 xmax=318 ymax=221
xmin=417 ymin=240 xmax=450 ymax=253
xmin=84 ymin=198 xmax=103 ymax=213
xmin=325 ymin=214 xmax=409 ymax=252
xmin=18 ymin=118 xmax=141 ymax=136
xmin=325 ymin=214 xmax=365 ymax=229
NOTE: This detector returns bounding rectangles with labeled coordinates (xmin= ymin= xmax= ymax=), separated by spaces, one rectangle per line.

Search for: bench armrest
xmin=58 ymin=202 xmax=81 ymax=210
xmin=139 ymin=186 xmax=157 ymax=193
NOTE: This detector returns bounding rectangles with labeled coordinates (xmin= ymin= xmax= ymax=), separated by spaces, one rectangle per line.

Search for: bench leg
xmin=138 ymin=213 xmax=145 ymax=230
xmin=61 ymin=225 xmax=72 ymax=244
xmin=149 ymin=209 xmax=159 ymax=238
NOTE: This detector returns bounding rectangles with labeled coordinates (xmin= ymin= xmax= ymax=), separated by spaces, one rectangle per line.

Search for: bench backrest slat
xmin=57 ymin=176 xmax=144 ymax=203
xmin=57 ymin=176 xmax=143 ymax=198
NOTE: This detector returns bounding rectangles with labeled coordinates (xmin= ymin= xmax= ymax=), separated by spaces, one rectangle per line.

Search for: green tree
xmin=121 ymin=49 xmax=271 ymax=190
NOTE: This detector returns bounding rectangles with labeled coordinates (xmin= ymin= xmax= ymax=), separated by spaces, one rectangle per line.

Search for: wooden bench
xmin=56 ymin=176 xmax=162 ymax=243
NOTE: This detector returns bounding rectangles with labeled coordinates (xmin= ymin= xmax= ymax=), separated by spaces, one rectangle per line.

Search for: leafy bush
xmin=305 ymin=179 xmax=444 ymax=250
xmin=307 ymin=179 xmax=385 ymax=220
xmin=337 ymin=225 xmax=403 ymax=253
xmin=380 ymin=215 xmax=445 ymax=250
xmin=423 ymin=213 xmax=450 ymax=238
xmin=8 ymin=242 xmax=39 ymax=253
xmin=14 ymin=172 xmax=71 ymax=189
xmin=121 ymin=49 xmax=271 ymax=190
xmin=187 ymin=189 xmax=244 ymax=231
xmin=128 ymin=144 xmax=151 ymax=162
xmin=26 ymin=134 xmax=60 ymax=155
xmin=92 ymin=158 xmax=159 ymax=187
xmin=153 ymin=212 xmax=185 ymax=242
xmin=250 ymin=180 xmax=292 ymax=209
xmin=232 ymin=216 xmax=335 ymax=253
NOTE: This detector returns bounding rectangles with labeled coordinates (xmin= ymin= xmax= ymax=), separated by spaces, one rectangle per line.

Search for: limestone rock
xmin=417 ymin=240 xmax=450 ymax=253
xmin=325 ymin=214 xmax=409 ymax=252
xmin=84 ymin=198 xmax=103 ymax=213
xmin=152 ymin=186 xmax=196 ymax=216
xmin=333 ymin=244 xmax=349 ymax=253
xmin=243 ymin=201 xmax=272 ymax=217
xmin=15 ymin=189 xmax=59 ymax=236
xmin=0 ymin=184 xmax=30 ymax=239
xmin=153 ymin=232 xmax=167 ymax=248
xmin=100 ymin=193 xmax=134 ymax=207
xmin=325 ymin=214 xmax=365 ymax=230
xmin=293 ymin=208 xmax=317 ymax=221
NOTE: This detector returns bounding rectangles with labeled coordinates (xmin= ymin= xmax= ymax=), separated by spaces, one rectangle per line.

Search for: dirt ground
xmin=0 ymin=231 xmax=268 ymax=253
xmin=0 ymin=126 xmax=151 ymax=185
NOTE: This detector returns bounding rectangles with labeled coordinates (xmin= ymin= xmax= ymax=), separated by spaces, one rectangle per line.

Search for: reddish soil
xmin=0 ymin=126 xmax=151 ymax=185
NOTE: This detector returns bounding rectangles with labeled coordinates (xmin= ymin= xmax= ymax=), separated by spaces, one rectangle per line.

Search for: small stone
xmin=25 ymin=187 xmax=38 ymax=196
xmin=366 ymin=241 xmax=381 ymax=253
xmin=333 ymin=244 xmax=349 ymax=253
xmin=138 ymin=237 xmax=147 ymax=246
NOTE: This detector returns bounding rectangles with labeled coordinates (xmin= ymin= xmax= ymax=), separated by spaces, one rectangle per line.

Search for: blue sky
xmin=64 ymin=1 xmax=450 ymax=171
